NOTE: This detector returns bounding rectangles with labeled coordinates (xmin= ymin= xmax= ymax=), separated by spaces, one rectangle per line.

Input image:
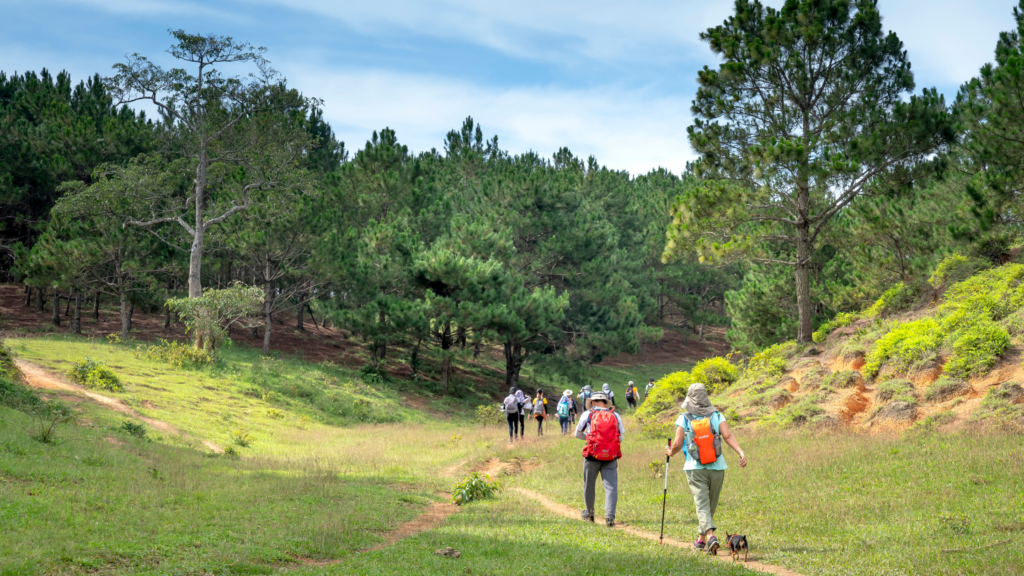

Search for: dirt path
xmin=511 ymin=487 xmax=803 ymax=576
xmin=15 ymin=360 xmax=223 ymax=453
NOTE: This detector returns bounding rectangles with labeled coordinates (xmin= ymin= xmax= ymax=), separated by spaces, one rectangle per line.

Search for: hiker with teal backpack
xmin=575 ymin=391 xmax=624 ymax=527
xmin=557 ymin=389 xmax=573 ymax=435
xmin=665 ymin=383 xmax=747 ymax=555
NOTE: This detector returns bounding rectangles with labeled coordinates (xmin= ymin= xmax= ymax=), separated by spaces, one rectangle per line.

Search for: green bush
xmin=121 ymin=421 xmax=147 ymax=439
xmin=812 ymin=312 xmax=858 ymax=343
xmin=939 ymin=264 xmax=1024 ymax=332
xmin=231 ymin=428 xmax=253 ymax=448
xmin=136 ymin=339 xmax=212 ymax=368
xmin=864 ymin=318 xmax=943 ymax=378
xmin=945 ymin=320 xmax=1010 ymax=378
xmin=876 ymin=379 xmax=916 ymax=404
xmin=358 ymin=364 xmax=390 ymax=385
xmin=865 ymin=282 xmax=919 ymax=318
xmin=765 ymin=395 xmax=824 ymax=427
xmin=747 ymin=342 xmax=796 ymax=378
xmin=929 ymin=253 xmax=990 ymax=289
xmin=690 ymin=357 xmax=739 ymax=395
xmin=451 ymin=472 xmax=501 ymax=505
xmin=67 ymin=358 xmax=123 ymax=392
xmin=635 ymin=370 xmax=692 ymax=421
xmin=474 ymin=404 xmax=502 ymax=427
xmin=924 ymin=377 xmax=971 ymax=403
xmin=822 ymin=370 xmax=863 ymax=390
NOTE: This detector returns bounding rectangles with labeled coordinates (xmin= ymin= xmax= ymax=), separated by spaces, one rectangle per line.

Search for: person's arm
xmin=666 ymin=424 xmax=686 ymax=457
xmin=615 ymin=413 xmax=625 ymax=440
xmin=719 ymin=421 xmax=747 ymax=467
xmin=574 ymin=412 xmax=589 ymax=440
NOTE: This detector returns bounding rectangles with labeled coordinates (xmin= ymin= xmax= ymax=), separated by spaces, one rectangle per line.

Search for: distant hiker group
xmin=500 ymin=377 xmax=748 ymax=557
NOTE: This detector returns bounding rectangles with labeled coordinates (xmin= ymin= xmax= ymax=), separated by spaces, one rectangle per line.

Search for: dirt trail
xmin=15 ymin=360 xmax=223 ymax=453
xmin=511 ymin=487 xmax=803 ymax=576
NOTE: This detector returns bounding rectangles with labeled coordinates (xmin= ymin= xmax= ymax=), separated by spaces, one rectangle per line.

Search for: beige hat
xmin=563 ymin=389 xmax=573 ymax=396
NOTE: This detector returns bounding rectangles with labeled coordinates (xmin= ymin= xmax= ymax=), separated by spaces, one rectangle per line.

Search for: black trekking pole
xmin=660 ymin=437 xmax=671 ymax=545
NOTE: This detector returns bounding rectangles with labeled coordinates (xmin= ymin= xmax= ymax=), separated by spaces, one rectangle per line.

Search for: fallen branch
xmin=942 ymin=539 xmax=1011 ymax=553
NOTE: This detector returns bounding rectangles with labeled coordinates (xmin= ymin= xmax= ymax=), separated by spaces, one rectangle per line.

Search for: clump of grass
xmin=800 ymin=365 xmax=831 ymax=390
xmin=136 ymin=339 xmax=212 ymax=368
xmin=766 ymin=394 xmax=824 ymax=427
xmin=823 ymin=370 xmax=863 ymax=389
xmin=67 ymin=358 xmax=123 ymax=391
xmin=876 ymin=379 xmax=916 ymax=404
xmin=450 ymin=472 xmax=500 ymax=505
xmin=938 ymin=512 xmax=972 ymax=535
xmin=925 ymin=377 xmax=971 ymax=403
xmin=231 ymin=428 xmax=254 ymax=448
xmin=121 ymin=421 xmax=147 ymax=439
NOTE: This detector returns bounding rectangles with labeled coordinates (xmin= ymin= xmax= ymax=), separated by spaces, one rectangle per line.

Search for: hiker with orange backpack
xmin=574 ymin=391 xmax=624 ymax=527
xmin=665 ymin=383 xmax=747 ymax=555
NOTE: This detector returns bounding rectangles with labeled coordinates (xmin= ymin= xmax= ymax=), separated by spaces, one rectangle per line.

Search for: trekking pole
xmin=660 ymin=437 xmax=670 ymax=545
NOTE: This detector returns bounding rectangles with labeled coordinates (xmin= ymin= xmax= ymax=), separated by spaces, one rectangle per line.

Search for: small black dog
xmin=726 ymin=533 xmax=749 ymax=562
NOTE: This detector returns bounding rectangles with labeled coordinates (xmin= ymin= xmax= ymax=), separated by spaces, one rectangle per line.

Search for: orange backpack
xmin=684 ymin=413 xmax=722 ymax=465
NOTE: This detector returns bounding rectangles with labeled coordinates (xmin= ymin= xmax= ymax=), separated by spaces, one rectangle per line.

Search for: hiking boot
xmin=706 ymin=535 xmax=720 ymax=556
xmin=606 ymin=518 xmax=615 ymax=528
xmin=693 ymin=539 xmax=705 ymax=552
xmin=581 ymin=510 xmax=593 ymax=522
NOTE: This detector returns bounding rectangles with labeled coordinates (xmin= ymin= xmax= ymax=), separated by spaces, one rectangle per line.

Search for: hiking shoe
xmin=706 ymin=535 xmax=720 ymax=556
xmin=581 ymin=510 xmax=594 ymax=522
xmin=606 ymin=518 xmax=615 ymax=528
xmin=693 ymin=539 xmax=705 ymax=551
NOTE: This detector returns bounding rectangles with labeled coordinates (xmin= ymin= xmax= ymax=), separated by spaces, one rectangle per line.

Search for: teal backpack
xmin=557 ymin=400 xmax=569 ymax=418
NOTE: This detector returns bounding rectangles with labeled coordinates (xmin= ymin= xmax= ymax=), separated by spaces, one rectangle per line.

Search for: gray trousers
xmin=686 ymin=468 xmax=725 ymax=535
xmin=583 ymin=458 xmax=618 ymax=520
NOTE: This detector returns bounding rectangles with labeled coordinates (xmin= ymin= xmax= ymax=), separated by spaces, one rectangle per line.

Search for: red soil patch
xmin=841 ymin=391 xmax=869 ymax=422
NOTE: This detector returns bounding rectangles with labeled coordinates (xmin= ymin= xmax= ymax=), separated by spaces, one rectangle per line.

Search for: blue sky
xmin=1 ymin=0 xmax=1018 ymax=174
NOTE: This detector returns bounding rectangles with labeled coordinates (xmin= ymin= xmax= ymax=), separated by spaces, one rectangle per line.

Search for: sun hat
xmin=590 ymin=392 xmax=609 ymax=402
xmin=628 ymin=381 xmax=634 ymax=385
xmin=563 ymin=389 xmax=573 ymax=396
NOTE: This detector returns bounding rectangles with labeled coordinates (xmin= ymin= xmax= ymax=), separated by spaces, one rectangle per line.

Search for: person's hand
xmin=664 ymin=446 xmax=673 ymax=457
xmin=738 ymin=452 xmax=748 ymax=468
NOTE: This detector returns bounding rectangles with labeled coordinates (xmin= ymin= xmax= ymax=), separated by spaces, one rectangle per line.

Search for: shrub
xmin=231 ymin=428 xmax=253 ymax=447
xmin=800 ymin=365 xmax=831 ymax=389
xmin=67 ymin=358 xmax=123 ymax=392
xmin=451 ymin=472 xmax=501 ymax=505
xmin=876 ymin=379 xmax=916 ymax=404
xmin=136 ymin=339 xmax=212 ymax=368
xmin=474 ymin=404 xmax=502 ymax=427
xmin=863 ymin=318 xmax=942 ymax=378
xmin=358 ymin=364 xmax=390 ymax=385
xmin=945 ymin=320 xmax=1010 ymax=378
xmin=766 ymin=395 xmax=823 ymax=427
xmin=822 ymin=370 xmax=863 ymax=390
xmin=635 ymin=370 xmax=693 ymax=420
xmin=690 ymin=357 xmax=739 ymax=395
xmin=865 ymin=282 xmax=919 ymax=318
xmin=939 ymin=264 xmax=1024 ymax=332
xmin=812 ymin=312 xmax=858 ymax=343
xmin=121 ymin=421 xmax=147 ymax=439
xmin=747 ymin=342 xmax=796 ymax=378
xmin=929 ymin=253 xmax=990 ymax=290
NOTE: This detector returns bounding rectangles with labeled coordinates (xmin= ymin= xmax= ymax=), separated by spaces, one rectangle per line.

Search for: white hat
xmin=563 ymin=389 xmax=573 ymax=396
xmin=628 ymin=381 xmax=634 ymax=385
xmin=590 ymin=392 xmax=609 ymax=402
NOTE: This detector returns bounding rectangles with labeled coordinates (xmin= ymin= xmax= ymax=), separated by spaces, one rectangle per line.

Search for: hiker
xmin=665 ymin=383 xmax=747 ymax=555
xmin=645 ymin=378 xmax=656 ymax=397
xmin=533 ymin=389 xmax=548 ymax=435
xmin=601 ymin=383 xmax=616 ymax=408
xmin=515 ymin=388 xmax=528 ymax=437
xmin=578 ymin=385 xmax=594 ymax=410
xmin=502 ymin=387 xmax=520 ymax=443
xmin=575 ymin=391 xmax=624 ymax=527
xmin=567 ymin=392 xmax=579 ymax=425
xmin=625 ymin=381 xmax=639 ymax=410
xmin=557 ymin=389 xmax=573 ymax=435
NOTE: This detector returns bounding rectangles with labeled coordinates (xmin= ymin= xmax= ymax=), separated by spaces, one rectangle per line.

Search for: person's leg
xmin=506 ymin=413 xmax=515 ymax=442
xmin=519 ymin=413 xmax=525 ymax=436
xmin=707 ymin=470 xmax=726 ymax=524
xmin=582 ymin=459 xmax=599 ymax=520
xmin=686 ymin=469 xmax=716 ymax=537
xmin=600 ymin=459 xmax=619 ymax=523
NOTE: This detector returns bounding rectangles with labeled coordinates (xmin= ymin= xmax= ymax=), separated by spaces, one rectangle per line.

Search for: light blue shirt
xmin=675 ymin=411 xmax=727 ymax=471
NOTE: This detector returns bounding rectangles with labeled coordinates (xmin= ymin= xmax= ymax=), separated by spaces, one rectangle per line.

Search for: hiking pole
xmin=660 ymin=437 xmax=670 ymax=545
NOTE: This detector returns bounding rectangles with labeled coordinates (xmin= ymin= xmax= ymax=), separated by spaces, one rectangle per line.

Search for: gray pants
xmin=686 ymin=468 xmax=725 ymax=535
xmin=583 ymin=458 xmax=618 ymax=520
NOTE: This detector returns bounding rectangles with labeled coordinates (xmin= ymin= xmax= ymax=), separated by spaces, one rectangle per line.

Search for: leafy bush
xmin=812 ymin=312 xmax=858 ymax=343
xmin=929 ymin=253 xmax=990 ymax=290
xmin=231 ymin=428 xmax=253 ymax=447
xmin=451 ymin=472 xmax=501 ymax=505
xmin=876 ymin=379 xmax=916 ymax=404
xmin=864 ymin=318 xmax=942 ymax=377
xmin=67 ymin=358 xmax=123 ymax=391
xmin=358 ymin=364 xmax=390 ymax=385
xmin=747 ymin=342 xmax=796 ymax=378
xmin=474 ymin=404 xmax=502 ymax=427
xmin=121 ymin=421 xmax=147 ymax=438
xmin=136 ymin=339 xmax=212 ymax=368
xmin=945 ymin=320 xmax=1010 ymax=378
xmin=939 ymin=264 xmax=1024 ymax=332
xmin=865 ymin=282 xmax=919 ymax=318
xmin=924 ymin=377 xmax=971 ymax=403
xmin=822 ymin=370 xmax=863 ymax=390
xmin=635 ymin=370 xmax=693 ymax=420
xmin=166 ymin=283 xmax=262 ymax=357
xmin=690 ymin=357 xmax=739 ymax=395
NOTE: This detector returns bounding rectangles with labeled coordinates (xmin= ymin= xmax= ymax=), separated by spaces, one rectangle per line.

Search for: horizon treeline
xmin=6 ymin=1 xmax=1024 ymax=390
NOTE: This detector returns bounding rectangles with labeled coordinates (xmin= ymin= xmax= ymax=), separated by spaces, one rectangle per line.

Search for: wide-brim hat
xmin=563 ymin=389 xmax=573 ymax=396
xmin=590 ymin=392 xmax=609 ymax=402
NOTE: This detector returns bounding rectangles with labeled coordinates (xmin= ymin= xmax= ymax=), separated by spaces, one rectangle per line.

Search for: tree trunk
xmin=376 ymin=309 xmax=387 ymax=360
xmin=35 ymin=287 xmax=44 ymax=312
xmin=64 ymin=295 xmax=72 ymax=317
xmin=297 ymin=292 xmax=306 ymax=331
xmin=262 ymin=277 xmax=274 ymax=355
xmin=93 ymin=290 xmax=100 ymax=321
xmin=307 ymin=304 xmax=318 ymax=329
xmin=119 ymin=288 xmax=130 ymax=340
xmin=503 ymin=341 xmax=525 ymax=391
xmin=72 ymin=293 xmax=82 ymax=335
xmin=795 ymin=222 xmax=813 ymax=342
xmin=439 ymin=322 xmax=453 ymax=393
xmin=25 ymin=285 xmax=31 ymax=307
xmin=164 ymin=283 xmax=172 ymax=330
xmin=52 ymin=289 xmax=60 ymax=327
xmin=128 ymin=299 xmax=135 ymax=332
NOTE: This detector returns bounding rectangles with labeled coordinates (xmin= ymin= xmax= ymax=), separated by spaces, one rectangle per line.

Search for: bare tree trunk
xmin=503 ymin=341 xmax=525 ymax=390
xmin=52 ymin=289 xmax=60 ymax=327
xmin=307 ymin=304 xmax=318 ymax=329
xmin=72 ymin=293 xmax=82 ymax=335
xmin=64 ymin=295 xmax=71 ymax=317
xmin=35 ymin=287 xmax=44 ymax=312
xmin=439 ymin=322 xmax=453 ymax=394
xmin=93 ymin=290 xmax=100 ymax=321
xmin=164 ymin=283 xmax=172 ymax=330
xmin=376 ymin=309 xmax=387 ymax=360
xmin=119 ymin=287 xmax=130 ymax=340
xmin=795 ymin=222 xmax=813 ymax=342
xmin=263 ymin=277 xmax=274 ymax=355
xmin=128 ymin=300 xmax=135 ymax=332
xmin=297 ymin=292 xmax=306 ymax=331
xmin=24 ymin=285 xmax=31 ymax=307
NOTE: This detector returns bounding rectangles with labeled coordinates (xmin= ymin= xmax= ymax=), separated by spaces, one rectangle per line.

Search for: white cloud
xmin=287 ymin=66 xmax=696 ymax=175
